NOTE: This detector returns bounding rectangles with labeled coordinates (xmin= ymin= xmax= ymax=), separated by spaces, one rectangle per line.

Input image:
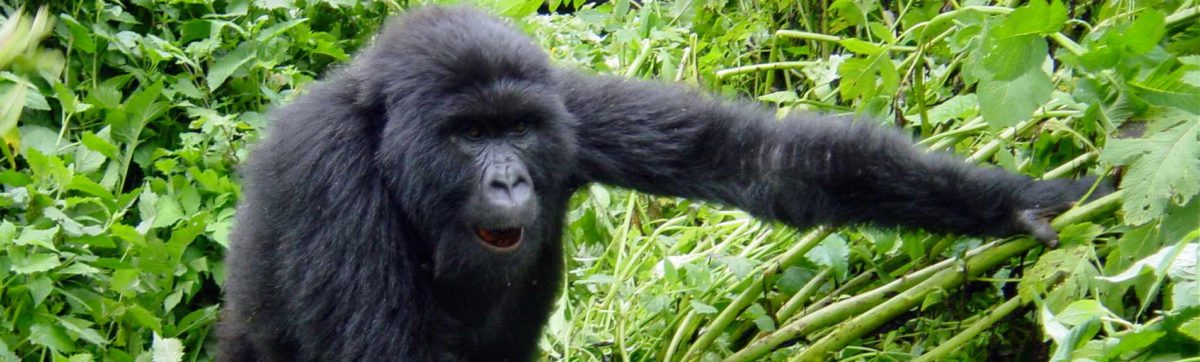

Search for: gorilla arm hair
xmin=558 ymin=72 xmax=1093 ymax=245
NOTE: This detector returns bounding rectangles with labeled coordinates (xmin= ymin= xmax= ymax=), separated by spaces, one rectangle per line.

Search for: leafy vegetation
xmin=0 ymin=0 xmax=1197 ymax=361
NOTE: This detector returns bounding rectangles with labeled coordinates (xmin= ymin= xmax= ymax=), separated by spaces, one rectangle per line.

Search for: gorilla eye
xmin=465 ymin=126 xmax=483 ymax=139
xmin=512 ymin=122 xmax=528 ymax=135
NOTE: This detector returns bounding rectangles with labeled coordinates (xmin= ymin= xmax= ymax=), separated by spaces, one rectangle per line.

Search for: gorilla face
xmin=378 ymin=75 xmax=577 ymax=283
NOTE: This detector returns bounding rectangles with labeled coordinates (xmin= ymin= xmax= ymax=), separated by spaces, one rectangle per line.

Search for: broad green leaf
xmin=1180 ymin=316 xmax=1200 ymax=341
xmin=921 ymin=94 xmax=978 ymax=125
xmin=127 ymin=304 xmax=163 ymax=334
xmin=80 ymin=132 xmax=118 ymax=160
xmin=15 ymin=225 xmax=59 ymax=251
xmin=1101 ymin=120 xmax=1200 ymax=224
xmin=0 ymin=83 xmax=25 ymax=139
xmin=68 ymin=175 xmax=114 ymax=200
xmin=29 ymin=323 xmax=74 ymax=353
xmin=10 ymin=253 xmax=60 ymax=274
xmin=837 ymin=56 xmax=898 ymax=102
xmin=151 ymin=333 xmax=185 ymax=362
xmin=1124 ymin=10 xmax=1166 ymax=54
xmin=152 ymin=194 xmax=185 ymax=229
xmin=805 ymin=234 xmax=849 ymax=278
xmin=995 ymin=0 xmax=1067 ymax=38
xmin=206 ymin=44 xmax=256 ymax=90
xmin=982 ymin=34 xmax=1047 ymax=82
xmin=978 ymin=65 xmax=1053 ymax=130
xmin=28 ymin=275 xmax=52 ymax=306
xmin=1055 ymin=300 xmax=1110 ymax=326
xmin=57 ymin=317 xmax=108 ymax=347
xmin=0 ymin=221 xmax=14 ymax=245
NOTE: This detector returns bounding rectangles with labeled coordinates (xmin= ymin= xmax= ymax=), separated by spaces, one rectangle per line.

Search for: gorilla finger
xmin=1018 ymin=209 xmax=1060 ymax=248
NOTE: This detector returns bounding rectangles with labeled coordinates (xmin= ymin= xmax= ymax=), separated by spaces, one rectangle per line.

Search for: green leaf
xmin=1179 ymin=316 xmax=1200 ymax=341
xmin=126 ymin=304 xmax=163 ymax=334
xmin=837 ymin=56 xmax=898 ymax=102
xmin=28 ymin=275 xmax=52 ymax=306
xmin=805 ymin=234 xmax=849 ymax=278
xmin=921 ymin=94 xmax=978 ymax=125
xmin=0 ymin=221 xmax=14 ymax=245
xmin=1055 ymin=300 xmax=1109 ymax=326
xmin=80 ymin=132 xmax=119 ymax=160
xmin=978 ymin=65 xmax=1053 ymax=130
xmin=152 ymin=194 xmax=185 ymax=229
xmin=68 ymin=175 xmax=114 ymax=200
xmin=151 ymin=333 xmax=185 ymax=362
xmin=837 ymin=38 xmax=884 ymax=55
xmin=982 ymin=35 xmax=1047 ymax=81
xmin=995 ymin=0 xmax=1067 ymax=38
xmin=15 ymin=225 xmax=59 ymax=251
xmin=207 ymin=44 xmax=256 ymax=90
xmin=10 ymin=253 xmax=60 ymax=274
xmin=28 ymin=323 xmax=74 ymax=353
xmin=1101 ymin=120 xmax=1200 ymax=224
xmin=690 ymin=300 xmax=718 ymax=314
xmin=1124 ymin=10 xmax=1166 ymax=54
xmin=57 ymin=317 xmax=108 ymax=347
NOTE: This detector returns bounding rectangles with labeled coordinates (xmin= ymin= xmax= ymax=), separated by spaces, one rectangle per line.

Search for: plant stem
xmin=786 ymin=191 xmax=1122 ymax=361
xmin=911 ymin=296 xmax=1023 ymax=362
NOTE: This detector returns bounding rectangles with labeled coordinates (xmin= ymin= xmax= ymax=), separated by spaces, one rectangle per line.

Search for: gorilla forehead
xmin=364 ymin=6 xmax=553 ymax=98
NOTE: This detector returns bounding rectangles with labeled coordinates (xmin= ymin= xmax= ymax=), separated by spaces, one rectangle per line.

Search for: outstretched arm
xmin=557 ymin=71 xmax=1097 ymax=245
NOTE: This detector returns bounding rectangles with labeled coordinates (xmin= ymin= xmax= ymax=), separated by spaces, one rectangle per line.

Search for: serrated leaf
xmin=151 ymin=333 xmax=184 ymax=362
xmin=28 ymin=323 xmax=74 ymax=353
xmin=805 ymin=234 xmax=849 ymax=278
xmin=58 ymin=317 xmax=108 ymax=347
xmin=1101 ymin=120 xmax=1200 ymax=224
xmin=15 ymin=225 xmax=59 ymax=251
xmin=837 ymin=56 xmax=898 ymax=102
xmin=10 ymin=253 xmax=60 ymax=274
xmin=27 ymin=275 xmax=52 ymax=306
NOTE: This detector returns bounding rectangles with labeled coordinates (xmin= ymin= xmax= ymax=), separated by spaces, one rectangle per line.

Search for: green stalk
xmin=911 ymin=296 xmax=1023 ymax=362
xmin=786 ymin=191 xmax=1122 ymax=362
xmin=683 ymin=228 xmax=833 ymax=359
xmin=775 ymin=268 xmax=833 ymax=322
xmin=715 ymin=61 xmax=818 ymax=79
xmin=775 ymin=30 xmax=918 ymax=52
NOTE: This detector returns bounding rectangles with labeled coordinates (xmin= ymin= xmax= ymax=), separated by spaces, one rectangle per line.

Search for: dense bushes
xmin=0 ymin=0 xmax=1196 ymax=360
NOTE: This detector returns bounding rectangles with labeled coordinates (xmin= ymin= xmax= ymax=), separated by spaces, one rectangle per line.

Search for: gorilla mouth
xmin=474 ymin=227 xmax=523 ymax=251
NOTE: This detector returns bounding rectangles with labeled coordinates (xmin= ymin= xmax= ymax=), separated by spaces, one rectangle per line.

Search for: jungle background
xmin=0 ymin=0 xmax=1198 ymax=361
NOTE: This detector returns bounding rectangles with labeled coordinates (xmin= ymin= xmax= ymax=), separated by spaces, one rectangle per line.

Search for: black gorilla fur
xmin=219 ymin=6 xmax=1101 ymax=361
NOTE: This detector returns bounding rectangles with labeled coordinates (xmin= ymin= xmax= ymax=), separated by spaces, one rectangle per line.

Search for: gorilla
xmin=218 ymin=6 xmax=1101 ymax=361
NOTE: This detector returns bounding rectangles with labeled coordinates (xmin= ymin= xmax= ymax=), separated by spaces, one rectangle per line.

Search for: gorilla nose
xmin=484 ymin=164 xmax=533 ymax=209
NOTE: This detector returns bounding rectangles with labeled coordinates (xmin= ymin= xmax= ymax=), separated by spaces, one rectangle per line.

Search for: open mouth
xmin=474 ymin=227 xmax=523 ymax=251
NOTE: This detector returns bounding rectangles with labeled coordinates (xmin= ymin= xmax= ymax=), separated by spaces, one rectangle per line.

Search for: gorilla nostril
xmin=490 ymin=179 xmax=511 ymax=191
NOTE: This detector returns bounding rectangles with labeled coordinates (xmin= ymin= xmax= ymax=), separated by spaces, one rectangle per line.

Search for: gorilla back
xmin=220 ymin=6 xmax=1101 ymax=361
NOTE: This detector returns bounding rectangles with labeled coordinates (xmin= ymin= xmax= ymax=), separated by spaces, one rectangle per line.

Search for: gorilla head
xmin=351 ymin=7 xmax=578 ymax=289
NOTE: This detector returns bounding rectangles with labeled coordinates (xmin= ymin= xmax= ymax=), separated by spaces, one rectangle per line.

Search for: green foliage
xmin=1 ymin=0 xmax=1197 ymax=361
